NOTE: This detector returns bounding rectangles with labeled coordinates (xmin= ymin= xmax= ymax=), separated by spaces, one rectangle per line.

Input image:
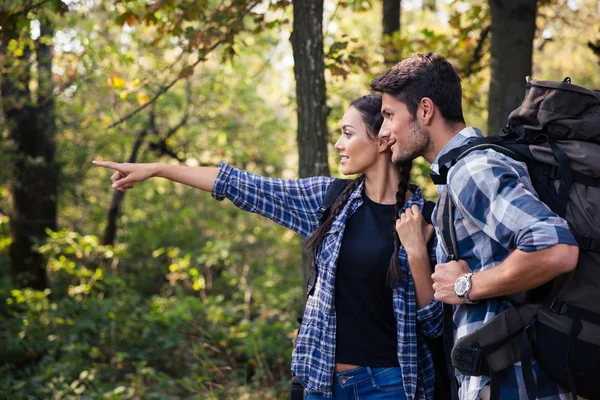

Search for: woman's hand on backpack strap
xmin=92 ymin=160 xmax=157 ymax=192
xmin=396 ymin=204 xmax=434 ymax=256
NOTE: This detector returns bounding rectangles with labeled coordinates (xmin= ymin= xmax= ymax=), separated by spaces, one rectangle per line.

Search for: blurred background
xmin=0 ymin=0 xmax=599 ymax=398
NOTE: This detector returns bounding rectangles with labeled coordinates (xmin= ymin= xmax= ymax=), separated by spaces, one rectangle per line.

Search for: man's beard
xmin=392 ymin=120 xmax=432 ymax=165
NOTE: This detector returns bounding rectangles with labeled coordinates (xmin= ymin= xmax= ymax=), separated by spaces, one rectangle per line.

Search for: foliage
xmin=1 ymin=0 xmax=599 ymax=397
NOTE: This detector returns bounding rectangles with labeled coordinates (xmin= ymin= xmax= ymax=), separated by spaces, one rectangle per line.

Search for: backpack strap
xmin=432 ymin=139 xmax=524 ymax=186
xmin=436 ymin=187 xmax=459 ymax=262
xmin=306 ymin=178 xmax=352 ymax=299
xmin=291 ymin=376 xmax=304 ymax=400
xmin=437 ymin=187 xmax=460 ymax=400
xmin=316 ymin=178 xmax=352 ymax=222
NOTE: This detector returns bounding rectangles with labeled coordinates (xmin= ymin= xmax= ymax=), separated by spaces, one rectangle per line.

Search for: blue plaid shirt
xmin=431 ymin=127 xmax=578 ymax=400
xmin=212 ymin=163 xmax=443 ymax=399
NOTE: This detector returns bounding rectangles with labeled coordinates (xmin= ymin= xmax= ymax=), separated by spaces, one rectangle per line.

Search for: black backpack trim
xmin=305 ymin=178 xmax=352 ymax=299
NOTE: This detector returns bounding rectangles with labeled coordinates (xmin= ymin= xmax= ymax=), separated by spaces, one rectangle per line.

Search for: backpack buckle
xmin=578 ymin=235 xmax=594 ymax=251
xmin=549 ymin=298 xmax=569 ymax=314
xmin=547 ymin=165 xmax=561 ymax=180
xmin=316 ymin=206 xmax=327 ymax=221
xmin=534 ymin=165 xmax=562 ymax=182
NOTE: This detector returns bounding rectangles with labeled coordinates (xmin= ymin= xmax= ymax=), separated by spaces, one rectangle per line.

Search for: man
xmin=371 ymin=52 xmax=579 ymax=400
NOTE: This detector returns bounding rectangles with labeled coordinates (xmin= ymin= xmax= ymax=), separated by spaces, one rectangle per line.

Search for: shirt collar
xmin=430 ymin=126 xmax=483 ymax=174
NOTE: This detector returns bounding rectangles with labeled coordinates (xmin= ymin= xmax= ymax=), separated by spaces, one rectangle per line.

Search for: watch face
xmin=454 ymin=277 xmax=469 ymax=296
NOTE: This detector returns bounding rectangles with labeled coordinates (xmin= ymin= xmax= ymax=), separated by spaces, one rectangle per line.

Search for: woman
xmin=93 ymin=94 xmax=442 ymax=399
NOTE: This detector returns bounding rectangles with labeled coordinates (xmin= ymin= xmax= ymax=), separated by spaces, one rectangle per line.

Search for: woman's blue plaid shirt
xmin=212 ymin=163 xmax=443 ymax=399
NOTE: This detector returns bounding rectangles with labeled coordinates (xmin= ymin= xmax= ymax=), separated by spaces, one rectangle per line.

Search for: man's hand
xmin=432 ymin=259 xmax=472 ymax=304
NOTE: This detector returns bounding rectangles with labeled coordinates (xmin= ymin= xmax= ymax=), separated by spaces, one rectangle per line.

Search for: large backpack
xmin=431 ymin=77 xmax=600 ymax=400
xmin=291 ymin=179 xmax=451 ymax=400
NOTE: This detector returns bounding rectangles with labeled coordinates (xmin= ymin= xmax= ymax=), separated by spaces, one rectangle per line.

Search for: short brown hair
xmin=370 ymin=52 xmax=465 ymax=125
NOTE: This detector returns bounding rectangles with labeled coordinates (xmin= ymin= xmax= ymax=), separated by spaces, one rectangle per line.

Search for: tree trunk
xmin=487 ymin=0 xmax=537 ymax=136
xmin=290 ymin=0 xmax=330 ymax=302
xmin=1 ymin=20 xmax=57 ymax=289
xmin=382 ymin=0 xmax=401 ymax=65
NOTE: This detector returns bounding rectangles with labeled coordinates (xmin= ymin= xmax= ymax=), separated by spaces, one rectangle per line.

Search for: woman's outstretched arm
xmin=93 ymin=160 xmax=333 ymax=237
xmin=92 ymin=161 xmax=219 ymax=192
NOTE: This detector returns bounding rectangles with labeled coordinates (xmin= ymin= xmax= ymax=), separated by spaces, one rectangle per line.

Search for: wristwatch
xmin=454 ymin=272 xmax=478 ymax=304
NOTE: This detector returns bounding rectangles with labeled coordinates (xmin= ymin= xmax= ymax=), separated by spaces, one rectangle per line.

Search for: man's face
xmin=378 ymin=93 xmax=432 ymax=165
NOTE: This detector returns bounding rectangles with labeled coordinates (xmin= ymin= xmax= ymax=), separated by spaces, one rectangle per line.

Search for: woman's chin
xmin=340 ymin=166 xmax=357 ymax=176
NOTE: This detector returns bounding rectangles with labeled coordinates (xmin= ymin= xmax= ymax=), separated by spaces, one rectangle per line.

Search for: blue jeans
xmin=305 ymin=366 xmax=407 ymax=400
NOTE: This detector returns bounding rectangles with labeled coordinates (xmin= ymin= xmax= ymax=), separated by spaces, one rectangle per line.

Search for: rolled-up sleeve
xmin=211 ymin=162 xmax=333 ymax=237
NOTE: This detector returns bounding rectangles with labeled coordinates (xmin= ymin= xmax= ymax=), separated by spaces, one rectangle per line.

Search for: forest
xmin=1 ymin=0 xmax=599 ymax=398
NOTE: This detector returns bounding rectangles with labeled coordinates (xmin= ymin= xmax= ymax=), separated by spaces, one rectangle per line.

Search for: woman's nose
xmin=335 ymin=137 xmax=343 ymax=150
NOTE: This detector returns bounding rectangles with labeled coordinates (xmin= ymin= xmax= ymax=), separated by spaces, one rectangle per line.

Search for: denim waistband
xmin=333 ymin=366 xmax=401 ymax=388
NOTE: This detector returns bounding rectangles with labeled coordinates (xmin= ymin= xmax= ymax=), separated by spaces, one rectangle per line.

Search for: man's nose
xmin=378 ymin=124 xmax=390 ymax=139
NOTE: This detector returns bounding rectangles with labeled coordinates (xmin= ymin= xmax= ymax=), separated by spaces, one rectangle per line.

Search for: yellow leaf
xmin=112 ymin=76 xmax=125 ymax=89
xmin=137 ymin=93 xmax=150 ymax=105
xmin=119 ymin=92 xmax=128 ymax=100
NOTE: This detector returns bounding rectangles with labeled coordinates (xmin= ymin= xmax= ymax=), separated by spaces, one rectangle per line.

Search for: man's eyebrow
xmin=381 ymin=108 xmax=391 ymax=114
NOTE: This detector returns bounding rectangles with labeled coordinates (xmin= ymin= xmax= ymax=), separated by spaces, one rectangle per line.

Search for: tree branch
xmin=148 ymin=78 xmax=192 ymax=162
xmin=106 ymin=0 xmax=261 ymax=130
xmin=2 ymin=0 xmax=53 ymax=19
xmin=460 ymin=24 xmax=490 ymax=77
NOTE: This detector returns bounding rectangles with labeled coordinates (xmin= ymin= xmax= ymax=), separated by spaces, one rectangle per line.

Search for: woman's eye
xmin=343 ymin=131 xmax=352 ymax=137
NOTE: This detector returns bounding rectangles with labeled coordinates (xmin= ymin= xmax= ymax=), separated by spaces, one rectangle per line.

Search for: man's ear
xmin=419 ymin=97 xmax=435 ymax=125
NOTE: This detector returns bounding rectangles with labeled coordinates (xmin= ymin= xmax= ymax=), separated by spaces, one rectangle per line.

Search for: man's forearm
xmin=469 ymin=244 xmax=578 ymax=301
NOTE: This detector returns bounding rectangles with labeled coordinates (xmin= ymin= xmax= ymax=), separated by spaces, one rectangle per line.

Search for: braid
xmin=386 ymin=161 xmax=413 ymax=288
xmin=304 ymin=176 xmax=364 ymax=251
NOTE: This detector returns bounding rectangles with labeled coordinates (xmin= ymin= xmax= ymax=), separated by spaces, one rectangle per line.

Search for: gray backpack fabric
xmin=432 ymin=77 xmax=600 ymax=400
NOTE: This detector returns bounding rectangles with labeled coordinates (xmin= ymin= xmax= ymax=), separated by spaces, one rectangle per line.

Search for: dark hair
xmin=349 ymin=94 xmax=384 ymax=141
xmin=387 ymin=162 xmax=412 ymax=287
xmin=304 ymin=94 xmax=412 ymax=288
xmin=370 ymin=52 xmax=465 ymax=126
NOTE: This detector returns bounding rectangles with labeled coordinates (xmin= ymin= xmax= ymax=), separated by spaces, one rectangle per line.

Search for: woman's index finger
xmin=92 ymin=160 xmax=119 ymax=170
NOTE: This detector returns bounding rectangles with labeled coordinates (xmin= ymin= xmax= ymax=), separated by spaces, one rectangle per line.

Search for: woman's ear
xmin=378 ymin=137 xmax=390 ymax=153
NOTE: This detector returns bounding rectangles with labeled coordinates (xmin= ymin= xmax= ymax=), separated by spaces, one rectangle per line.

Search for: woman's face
xmin=335 ymin=106 xmax=381 ymax=176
